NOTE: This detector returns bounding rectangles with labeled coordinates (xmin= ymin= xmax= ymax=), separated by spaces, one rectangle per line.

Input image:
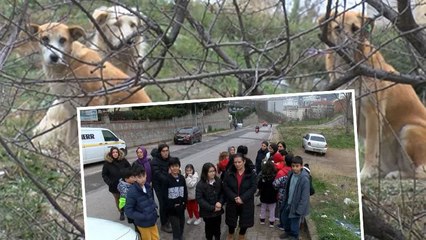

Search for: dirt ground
xmin=292 ymin=148 xmax=358 ymax=178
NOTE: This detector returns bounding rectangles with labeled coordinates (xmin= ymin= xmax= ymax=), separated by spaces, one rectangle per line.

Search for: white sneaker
xmin=186 ymin=218 xmax=194 ymax=224
xmin=193 ymin=218 xmax=202 ymax=225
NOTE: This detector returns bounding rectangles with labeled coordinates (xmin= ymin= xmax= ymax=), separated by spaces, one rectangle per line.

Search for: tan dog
xmin=29 ymin=22 xmax=151 ymax=149
xmin=91 ymin=6 xmax=148 ymax=76
xmin=318 ymin=11 xmax=426 ymax=179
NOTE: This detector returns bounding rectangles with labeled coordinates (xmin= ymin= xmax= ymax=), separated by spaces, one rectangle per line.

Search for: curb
xmin=305 ymin=215 xmax=318 ymax=240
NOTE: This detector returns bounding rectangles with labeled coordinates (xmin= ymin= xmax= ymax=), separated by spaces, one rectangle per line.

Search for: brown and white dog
xmin=318 ymin=11 xmax=426 ymax=179
xmin=91 ymin=6 xmax=148 ymax=76
xmin=29 ymin=22 xmax=151 ymax=150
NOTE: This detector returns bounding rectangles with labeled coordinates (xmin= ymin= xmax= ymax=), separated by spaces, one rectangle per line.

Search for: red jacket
xmin=275 ymin=165 xmax=292 ymax=179
xmin=217 ymin=158 xmax=229 ymax=174
xmin=272 ymin=152 xmax=285 ymax=171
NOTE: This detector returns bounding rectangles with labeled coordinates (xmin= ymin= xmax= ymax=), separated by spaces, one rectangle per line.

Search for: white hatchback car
xmin=302 ymin=133 xmax=328 ymax=155
xmin=85 ymin=217 xmax=139 ymax=240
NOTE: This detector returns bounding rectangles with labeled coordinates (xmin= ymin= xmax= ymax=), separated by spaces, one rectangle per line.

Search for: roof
xmin=308 ymin=133 xmax=325 ymax=138
xmin=81 ymin=127 xmax=111 ymax=131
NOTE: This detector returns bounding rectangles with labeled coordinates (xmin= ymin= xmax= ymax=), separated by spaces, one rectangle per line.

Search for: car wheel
xmin=199 ymin=136 xmax=202 ymax=142
xmin=190 ymin=139 xmax=194 ymax=145
xmin=304 ymin=149 xmax=308 ymax=153
xmin=174 ymin=141 xmax=178 ymax=145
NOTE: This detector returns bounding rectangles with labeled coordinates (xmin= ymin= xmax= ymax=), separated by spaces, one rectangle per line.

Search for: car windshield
xmin=178 ymin=128 xmax=193 ymax=134
xmin=311 ymin=136 xmax=325 ymax=142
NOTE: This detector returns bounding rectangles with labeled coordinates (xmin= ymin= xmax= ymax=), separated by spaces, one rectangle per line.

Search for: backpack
xmin=303 ymin=165 xmax=315 ymax=196
xmin=308 ymin=174 xmax=315 ymax=196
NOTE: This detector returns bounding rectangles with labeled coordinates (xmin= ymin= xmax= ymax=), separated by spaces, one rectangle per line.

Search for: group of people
xmin=101 ymin=140 xmax=311 ymax=240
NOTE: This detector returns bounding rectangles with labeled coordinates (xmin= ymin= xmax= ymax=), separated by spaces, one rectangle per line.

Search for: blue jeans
xmin=278 ymin=203 xmax=285 ymax=227
xmin=281 ymin=204 xmax=301 ymax=238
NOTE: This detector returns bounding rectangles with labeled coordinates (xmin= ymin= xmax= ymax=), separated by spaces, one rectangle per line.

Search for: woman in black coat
xmin=223 ymin=153 xmax=257 ymax=240
xmin=255 ymin=141 xmax=269 ymax=175
xmin=101 ymin=146 xmax=131 ymax=220
xmin=150 ymin=143 xmax=173 ymax=233
xmin=196 ymin=163 xmax=225 ymax=240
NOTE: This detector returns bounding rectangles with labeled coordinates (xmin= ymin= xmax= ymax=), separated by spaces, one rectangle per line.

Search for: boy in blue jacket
xmin=125 ymin=166 xmax=159 ymax=240
xmin=280 ymin=156 xmax=310 ymax=240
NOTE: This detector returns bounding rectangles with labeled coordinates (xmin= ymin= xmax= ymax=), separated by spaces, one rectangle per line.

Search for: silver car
xmin=302 ymin=133 xmax=328 ymax=155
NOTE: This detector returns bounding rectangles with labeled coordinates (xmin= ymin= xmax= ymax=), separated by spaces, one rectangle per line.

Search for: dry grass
xmin=362 ymin=179 xmax=426 ymax=239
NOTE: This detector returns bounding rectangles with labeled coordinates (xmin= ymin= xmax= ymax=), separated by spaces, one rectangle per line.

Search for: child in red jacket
xmin=217 ymin=151 xmax=229 ymax=177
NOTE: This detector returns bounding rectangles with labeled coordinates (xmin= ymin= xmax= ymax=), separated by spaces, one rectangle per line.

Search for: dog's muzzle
xmin=50 ymin=54 xmax=59 ymax=63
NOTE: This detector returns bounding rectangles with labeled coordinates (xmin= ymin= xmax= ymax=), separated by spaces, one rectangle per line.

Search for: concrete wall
xmin=82 ymin=108 xmax=231 ymax=147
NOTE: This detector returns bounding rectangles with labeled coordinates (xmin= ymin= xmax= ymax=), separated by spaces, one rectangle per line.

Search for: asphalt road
xmin=84 ymin=125 xmax=272 ymax=193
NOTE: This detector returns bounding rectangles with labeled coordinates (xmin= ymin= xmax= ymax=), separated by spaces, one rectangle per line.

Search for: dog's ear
xmin=317 ymin=15 xmax=327 ymax=31
xmin=29 ymin=24 xmax=40 ymax=41
xmin=68 ymin=26 xmax=86 ymax=41
xmin=131 ymin=7 xmax=146 ymax=27
xmin=92 ymin=9 xmax=108 ymax=26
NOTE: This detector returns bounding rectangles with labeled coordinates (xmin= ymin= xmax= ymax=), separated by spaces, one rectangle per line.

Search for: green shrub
xmin=108 ymin=106 xmax=189 ymax=121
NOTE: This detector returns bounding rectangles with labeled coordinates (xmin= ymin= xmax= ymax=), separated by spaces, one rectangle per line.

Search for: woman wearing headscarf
xmin=102 ymin=146 xmax=131 ymax=220
xmin=132 ymin=146 xmax=152 ymax=186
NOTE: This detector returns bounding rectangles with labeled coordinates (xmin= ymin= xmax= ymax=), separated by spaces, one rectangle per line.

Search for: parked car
xmin=262 ymin=121 xmax=268 ymax=126
xmin=302 ymin=133 xmax=328 ymax=155
xmin=81 ymin=127 xmax=127 ymax=165
xmin=174 ymin=127 xmax=202 ymax=145
xmin=85 ymin=217 xmax=139 ymax=240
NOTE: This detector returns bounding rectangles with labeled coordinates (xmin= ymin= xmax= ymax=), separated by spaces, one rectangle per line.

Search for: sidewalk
xmin=156 ymin=195 xmax=310 ymax=240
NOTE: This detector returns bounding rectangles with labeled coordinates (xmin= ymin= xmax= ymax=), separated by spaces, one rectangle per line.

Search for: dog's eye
xmin=334 ymin=25 xmax=341 ymax=31
xmin=130 ymin=22 xmax=136 ymax=28
xmin=41 ymin=36 xmax=49 ymax=44
xmin=59 ymin=37 xmax=67 ymax=44
xmin=351 ymin=24 xmax=360 ymax=32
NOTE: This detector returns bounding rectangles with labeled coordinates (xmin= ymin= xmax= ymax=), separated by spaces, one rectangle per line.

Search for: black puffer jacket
xmin=151 ymin=155 xmax=171 ymax=192
xmin=223 ymin=165 xmax=257 ymax=228
xmin=101 ymin=150 xmax=131 ymax=193
xmin=196 ymin=176 xmax=224 ymax=219
xmin=258 ymin=176 xmax=278 ymax=204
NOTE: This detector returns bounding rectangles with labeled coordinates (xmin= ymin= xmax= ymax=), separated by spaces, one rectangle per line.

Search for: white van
xmin=81 ymin=127 xmax=127 ymax=165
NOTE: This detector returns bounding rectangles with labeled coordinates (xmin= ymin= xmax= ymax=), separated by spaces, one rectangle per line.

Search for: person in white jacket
xmin=185 ymin=164 xmax=202 ymax=225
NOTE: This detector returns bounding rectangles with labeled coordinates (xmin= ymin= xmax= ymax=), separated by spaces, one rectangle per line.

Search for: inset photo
xmin=78 ymin=90 xmax=362 ymax=240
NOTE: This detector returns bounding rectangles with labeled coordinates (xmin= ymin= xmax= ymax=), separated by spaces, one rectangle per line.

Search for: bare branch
xmin=0 ymin=136 xmax=84 ymax=236
xmin=366 ymin=0 xmax=426 ymax=56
